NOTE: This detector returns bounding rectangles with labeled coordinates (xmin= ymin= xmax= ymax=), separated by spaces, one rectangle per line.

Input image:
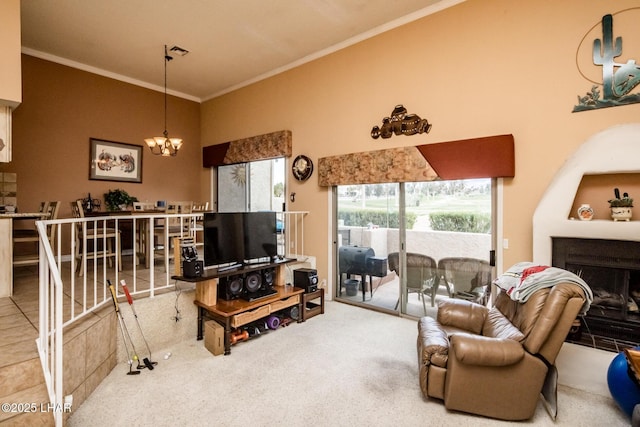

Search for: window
xmin=217 ymin=158 xmax=285 ymax=213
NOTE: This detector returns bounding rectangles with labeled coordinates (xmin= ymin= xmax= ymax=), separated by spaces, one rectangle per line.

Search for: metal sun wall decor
xmin=574 ymin=12 xmax=640 ymax=112
xmin=371 ymin=105 xmax=432 ymax=139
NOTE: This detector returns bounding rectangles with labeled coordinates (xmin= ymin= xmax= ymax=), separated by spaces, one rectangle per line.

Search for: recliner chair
xmin=417 ymin=282 xmax=587 ymax=421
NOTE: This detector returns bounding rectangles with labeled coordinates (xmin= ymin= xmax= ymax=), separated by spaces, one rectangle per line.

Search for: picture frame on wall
xmin=89 ymin=138 xmax=142 ymax=183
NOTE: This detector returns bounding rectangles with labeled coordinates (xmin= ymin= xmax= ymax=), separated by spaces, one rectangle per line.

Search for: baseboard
xmin=556 ymin=342 xmax=617 ymax=397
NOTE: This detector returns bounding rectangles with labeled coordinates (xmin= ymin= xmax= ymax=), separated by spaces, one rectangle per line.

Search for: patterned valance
xmin=318 ymin=146 xmax=438 ymax=186
xmin=202 ymin=130 xmax=292 ymax=167
xmin=318 ymin=134 xmax=514 ymax=186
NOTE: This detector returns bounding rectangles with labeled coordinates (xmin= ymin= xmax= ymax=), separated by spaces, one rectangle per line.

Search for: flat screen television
xmin=243 ymin=211 xmax=278 ymax=262
xmin=203 ymin=213 xmax=244 ymax=267
xmin=203 ymin=212 xmax=278 ymax=267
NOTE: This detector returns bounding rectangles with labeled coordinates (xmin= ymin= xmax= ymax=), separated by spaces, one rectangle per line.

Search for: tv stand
xmin=174 ymin=258 xmax=314 ymax=355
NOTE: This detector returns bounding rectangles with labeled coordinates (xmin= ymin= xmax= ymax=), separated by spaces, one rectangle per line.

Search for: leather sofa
xmin=417 ymin=282 xmax=586 ymax=420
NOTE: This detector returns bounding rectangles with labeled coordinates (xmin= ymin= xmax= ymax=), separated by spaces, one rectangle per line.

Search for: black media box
xmin=293 ymin=268 xmax=318 ymax=293
xmin=183 ymin=260 xmax=203 ymax=278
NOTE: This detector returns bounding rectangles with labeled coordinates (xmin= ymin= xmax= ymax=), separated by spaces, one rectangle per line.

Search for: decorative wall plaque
xmin=371 ymin=105 xmax=431 ymax=139
xmin=292 ymin=154 xmax=313 ymax=181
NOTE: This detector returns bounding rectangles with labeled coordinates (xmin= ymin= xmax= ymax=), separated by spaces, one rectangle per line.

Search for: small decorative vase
xmin=577 ymin=204 xmax=594 ymax=221
xmin=611 ymin=207 xmax=633 ymax=222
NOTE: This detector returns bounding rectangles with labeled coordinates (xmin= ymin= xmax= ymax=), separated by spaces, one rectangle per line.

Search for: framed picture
xmin=89 ymin=138 xmax=143 ymax=183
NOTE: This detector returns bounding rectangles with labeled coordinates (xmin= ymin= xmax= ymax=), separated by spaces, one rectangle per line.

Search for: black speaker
xmin=182 ymin=260 xmax=203 ymax=278
xmin=366 ymin=256 xmax=388 ymax=278
xmin=219 ymin=275 xmax=244 ymax=300
xmin=294 ymin=268 xmax=318 ymax=293
xmin=262 ymin=268 xmax=275 ymax=288
xmin=244 ymin=271 xmax=263 ymax=293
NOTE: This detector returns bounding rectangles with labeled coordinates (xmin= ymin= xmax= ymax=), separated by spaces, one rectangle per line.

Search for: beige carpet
xmin=68 ymin=297 xmax=629 ymax=426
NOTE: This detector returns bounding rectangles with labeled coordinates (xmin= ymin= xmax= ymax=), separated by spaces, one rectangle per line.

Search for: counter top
xmin=0 ymin=212 xmax=49 ymax=219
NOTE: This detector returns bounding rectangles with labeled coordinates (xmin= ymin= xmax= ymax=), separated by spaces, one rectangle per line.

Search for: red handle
xmin=120 ymin=280 xmax=133 ymax=305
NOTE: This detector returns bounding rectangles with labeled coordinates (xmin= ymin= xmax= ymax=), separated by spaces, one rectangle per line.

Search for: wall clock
xmin=292 ymin=155 xmax=313 ymax=181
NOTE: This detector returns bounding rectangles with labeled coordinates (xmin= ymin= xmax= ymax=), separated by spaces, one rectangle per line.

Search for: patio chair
xmin=388 ymin=252 xmax=440 ymax=314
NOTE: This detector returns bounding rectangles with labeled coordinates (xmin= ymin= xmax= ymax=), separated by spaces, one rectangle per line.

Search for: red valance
xmin=416 ymin=134 xmax=514 ymax=180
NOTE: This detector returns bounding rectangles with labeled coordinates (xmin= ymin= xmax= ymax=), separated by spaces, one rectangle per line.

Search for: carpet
xmin=68 ymin=296 xmax=628 ymax=426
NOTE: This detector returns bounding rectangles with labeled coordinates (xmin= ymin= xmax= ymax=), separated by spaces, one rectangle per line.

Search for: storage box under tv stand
xmin=174 ymin=258 xmax=308 ymax=355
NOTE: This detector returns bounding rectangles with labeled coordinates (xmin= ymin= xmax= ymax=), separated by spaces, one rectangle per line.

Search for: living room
xmin=1 ymin=0 xmax=640 ymax=425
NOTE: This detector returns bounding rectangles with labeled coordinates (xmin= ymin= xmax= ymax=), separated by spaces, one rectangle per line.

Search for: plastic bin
xmin=344 ymin=279 xmax=359 ymax=296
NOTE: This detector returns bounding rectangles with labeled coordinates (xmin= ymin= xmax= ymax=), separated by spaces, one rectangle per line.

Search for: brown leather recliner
xmin=417 ymin=282 xmax=586 ymax=421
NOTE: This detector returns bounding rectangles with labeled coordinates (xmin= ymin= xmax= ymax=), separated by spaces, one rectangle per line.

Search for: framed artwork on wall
xmin=89 ymin=138 xmax=143 ymax=183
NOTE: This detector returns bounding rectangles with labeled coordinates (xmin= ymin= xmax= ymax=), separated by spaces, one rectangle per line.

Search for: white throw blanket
xmin=493 ymin=262 xmax=593 ymax=314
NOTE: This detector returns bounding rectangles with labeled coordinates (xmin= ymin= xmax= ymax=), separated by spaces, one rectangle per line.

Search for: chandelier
xmin=145 ymin=45 xmax=183 ymax=157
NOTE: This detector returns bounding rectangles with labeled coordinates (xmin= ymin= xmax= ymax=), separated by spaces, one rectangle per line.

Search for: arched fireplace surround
xmin=534 ymin=123 xmax=640 ymax=350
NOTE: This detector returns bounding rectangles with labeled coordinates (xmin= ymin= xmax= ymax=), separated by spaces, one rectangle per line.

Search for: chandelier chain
xmin=144 ymin=44 xmax=182 ymax=156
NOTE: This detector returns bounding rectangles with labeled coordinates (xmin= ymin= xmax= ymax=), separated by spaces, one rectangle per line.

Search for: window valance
xmin=318 ymin=134 xmax=514 ymax=186
xmin=202 ymin=130 xmax=292 ymax=168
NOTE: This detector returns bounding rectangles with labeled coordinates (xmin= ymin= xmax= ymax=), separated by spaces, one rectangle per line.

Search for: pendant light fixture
xmin=145 ymin=45 xmax=183 ymax=157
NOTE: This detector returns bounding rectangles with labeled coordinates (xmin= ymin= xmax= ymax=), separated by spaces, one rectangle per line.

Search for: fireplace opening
xmin=552 ymin=237 xmax=640 ymax=352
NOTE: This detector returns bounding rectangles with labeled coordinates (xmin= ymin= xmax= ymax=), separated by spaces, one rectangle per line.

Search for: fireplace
xmin=552 ymin=237 xmax=640 ymax=351
xmin=533 ymin=124 xmax=640 ymax=352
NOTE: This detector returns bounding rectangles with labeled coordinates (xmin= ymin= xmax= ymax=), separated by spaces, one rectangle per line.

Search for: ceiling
xmin=20 ymin=0 xmax=460 ymax=102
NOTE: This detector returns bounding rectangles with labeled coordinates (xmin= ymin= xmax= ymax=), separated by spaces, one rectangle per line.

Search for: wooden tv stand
xmin=174 ymin=258 xmax=310 ymax=355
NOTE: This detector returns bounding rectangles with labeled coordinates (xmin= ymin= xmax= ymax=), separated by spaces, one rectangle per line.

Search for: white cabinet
xmin=0 ymin=107 xmax=11 ymax=163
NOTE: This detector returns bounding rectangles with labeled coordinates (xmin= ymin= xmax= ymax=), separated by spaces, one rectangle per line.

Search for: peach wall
xmin=200 ymin=0 xmax=640 ymax=289
xmin=0 ymin=55 xmax=202 ymax=221
xmin=0 ymin=0 xmax=21 ymax=107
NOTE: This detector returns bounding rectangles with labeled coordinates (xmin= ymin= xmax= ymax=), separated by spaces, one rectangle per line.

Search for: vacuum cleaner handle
xmin=120 ymin=280 xmax=134 ymax=305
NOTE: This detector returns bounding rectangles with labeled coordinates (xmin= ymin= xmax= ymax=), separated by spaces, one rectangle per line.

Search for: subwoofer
xmin=219 ymin=275 xmax=244 ymax=300
xmin=244 ymin=271 xmax=263 ymax=293
xmin=294 ymin=268 xmax=318 ymax=293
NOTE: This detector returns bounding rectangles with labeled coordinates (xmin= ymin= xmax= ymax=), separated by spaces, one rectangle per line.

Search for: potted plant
xmin=104 ymin=189 xmax=138 ymax=211
xmin=608 ymin=188 xmax=633 ymax=221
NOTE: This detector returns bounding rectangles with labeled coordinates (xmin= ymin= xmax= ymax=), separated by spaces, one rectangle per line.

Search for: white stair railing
xmin=34 ymin=212 xmax=199 ymax=426
xmin=35 ymin=210 xmax=309 ymax=426
xmin=277 ymin=211 xmax=309 ymax=260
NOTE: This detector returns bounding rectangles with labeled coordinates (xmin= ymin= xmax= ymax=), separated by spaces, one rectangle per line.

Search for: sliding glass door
xmin=336 ymin=183 xmax=399 ymax=313
xmin=335 ymin=179 xmax=494 ymax=318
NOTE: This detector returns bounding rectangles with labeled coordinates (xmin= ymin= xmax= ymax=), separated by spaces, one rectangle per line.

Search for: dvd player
xmin=241 ymin=287 xmax=277 ymax=302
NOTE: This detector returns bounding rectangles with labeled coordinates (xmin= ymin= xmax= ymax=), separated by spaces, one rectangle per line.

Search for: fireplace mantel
xmin=533 ymin=123 xmax=640 ymax=265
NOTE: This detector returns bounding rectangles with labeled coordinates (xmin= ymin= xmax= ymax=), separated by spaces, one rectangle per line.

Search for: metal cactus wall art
xmin=574 ymin=13 xmax=640 ymax=112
